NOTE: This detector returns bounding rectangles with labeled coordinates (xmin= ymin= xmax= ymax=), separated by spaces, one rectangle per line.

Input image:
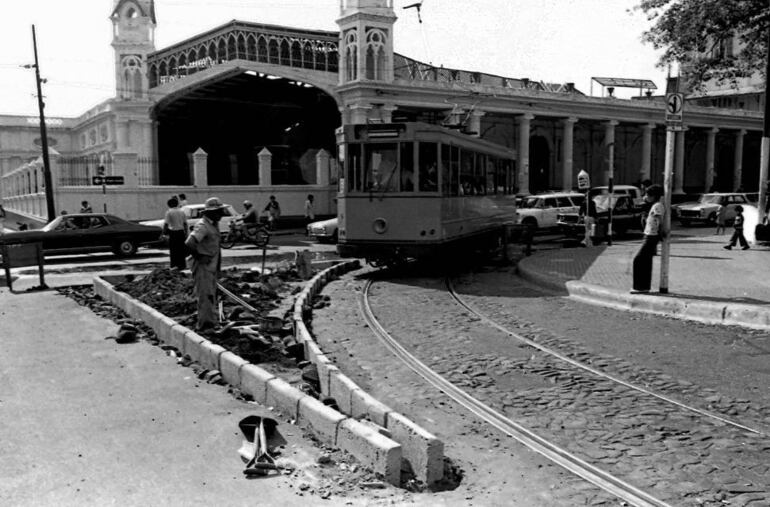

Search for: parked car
xmin=0 ymin=213 xmax=162 ymax=257
xmin=557 ymin=194 xmax=643 ymax=240
xmin=676 ymin=193 xmax=753 ymax=226
xmin=140 ymin=203 xmax=238 ymax=235
xmin=589 ymin=184 xmax=644 ymax=206
xmin=307 ymin=217 xmax=339 ymax=243
xmin=516 ymin=192 xmax=585 ymax=232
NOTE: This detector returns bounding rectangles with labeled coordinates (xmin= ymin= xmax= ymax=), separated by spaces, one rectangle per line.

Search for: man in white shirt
xmin=631 ymin=185 xmax=665 ymax=293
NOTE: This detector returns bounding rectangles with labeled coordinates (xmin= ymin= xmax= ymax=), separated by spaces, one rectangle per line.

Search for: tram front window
xmin=364 ymin=143 xmax=398 ymax=192
xmin=419 ymin=142 xmax=438 ymax=191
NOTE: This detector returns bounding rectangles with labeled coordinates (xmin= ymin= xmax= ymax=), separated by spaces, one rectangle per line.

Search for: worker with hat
xmin=185 ymin=197 xmax=226 ymax=331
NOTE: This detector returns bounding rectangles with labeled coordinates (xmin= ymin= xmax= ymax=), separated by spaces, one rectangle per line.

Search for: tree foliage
xmin=637 ymin=0 xmax=770 ymax=89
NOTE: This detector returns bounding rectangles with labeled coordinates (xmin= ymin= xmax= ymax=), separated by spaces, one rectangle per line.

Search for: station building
xmin=0 ymin=0 xmax=764 ymax=225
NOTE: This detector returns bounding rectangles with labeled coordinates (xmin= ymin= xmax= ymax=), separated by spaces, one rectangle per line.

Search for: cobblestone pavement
xmin=312 ymin=267 xmax=770 ymax=506
xmin=311 ymin=270 xmax=617 ymax=506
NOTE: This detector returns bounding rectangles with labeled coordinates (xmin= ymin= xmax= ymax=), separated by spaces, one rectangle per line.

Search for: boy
xmin=724 ymin=205 xmax=749 ymax=250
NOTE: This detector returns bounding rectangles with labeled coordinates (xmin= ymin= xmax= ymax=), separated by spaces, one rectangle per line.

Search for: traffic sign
xmin=665 ymin=92 xmax=684 ymax=124
xmin=577 ymin=169 xmax=590 ymax=190
xmin=92 ymin=175 xmax=125 ymax=185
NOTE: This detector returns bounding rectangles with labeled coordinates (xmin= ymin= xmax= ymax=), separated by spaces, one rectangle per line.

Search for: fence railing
xmin=57 ymin=156 xmax=113 ymax=187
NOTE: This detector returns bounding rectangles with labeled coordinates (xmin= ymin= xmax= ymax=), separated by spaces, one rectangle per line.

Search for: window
xmin=460 ymin=149 xmax=474 ymax=195
xmin=556 ymin=197 xmax=573 ymax=207
xmin=364 ymin=143 xmax=398 ymax=192
xmin=400 ymin=142 xmax=414 ymax=191
xmin=418 ymin=142 xmax=438 ymax=192
xmin=347 ymin=143 xmax=362 ymax=191
xmin=544 ymin=198 xmax=558 ymax=209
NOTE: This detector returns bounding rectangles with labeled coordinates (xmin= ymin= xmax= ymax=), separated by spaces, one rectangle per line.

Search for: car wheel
xmin=113 ymin=240 xmax=137 ymax=257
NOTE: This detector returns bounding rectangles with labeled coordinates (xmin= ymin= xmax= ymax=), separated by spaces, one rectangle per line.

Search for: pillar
xmin=604 ymin=120 xmax=618 ymax=186
xmin=640 ymin=123 xmax=655 ymax=182
xmin=258 ymin=147 xmax=272 ymax=186
xmin=316 ymin=149 xmax=330 ymax=186
xmin=116 ymin=120 xmax=130 ymax=150
xmin=705 ymin=127 xmax=718 ymax=192
xmin=516 ymin=114 xmax=534 ymax=194
xmin=561 ymin=117 xmax=577 ymax=191
xmin=347 ymin=104 xmax=373 ymax=125
xmin=733 ymin=129 xmax=746 ymax=191
xmin=674 ymin=128 xmax=687 ymax=194
xmin=192 ymin=148 xmax=208 ymax=187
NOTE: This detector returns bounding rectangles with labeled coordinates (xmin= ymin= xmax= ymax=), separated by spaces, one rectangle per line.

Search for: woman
xmin=631 ymin=184 xmax=665 ymax=293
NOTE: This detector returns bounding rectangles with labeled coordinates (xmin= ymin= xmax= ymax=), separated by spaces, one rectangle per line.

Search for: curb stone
xmin=93 ymin=273 xmax=403 ymax=484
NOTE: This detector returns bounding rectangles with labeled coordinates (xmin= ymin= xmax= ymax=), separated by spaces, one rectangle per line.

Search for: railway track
xmin=360 ymin=275 xmax=770 ymax=506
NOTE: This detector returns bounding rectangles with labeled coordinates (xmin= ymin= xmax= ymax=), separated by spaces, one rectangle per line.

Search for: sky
xmin=0 ymin=0 xmax=668 ymax=117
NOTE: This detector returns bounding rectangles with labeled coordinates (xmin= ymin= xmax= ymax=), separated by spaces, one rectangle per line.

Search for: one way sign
xmin=665 ymin=92 xmax=684 ymax=125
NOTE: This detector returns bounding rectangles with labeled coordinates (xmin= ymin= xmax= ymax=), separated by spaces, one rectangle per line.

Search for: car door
xmin=540 ymin=198 xmax=559 ymax=227
xmin=45 ymin=216 xmax=87 ymax=251
xmin=79 ymin=216 xmax=113 ymax=249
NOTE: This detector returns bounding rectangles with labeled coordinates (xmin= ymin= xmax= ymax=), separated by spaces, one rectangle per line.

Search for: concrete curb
xmin=292 ymin=260 xmax=445 ymax=485
xmin=93 ymin=271 xmax=403 ymax=485
xmin=515 ymin=261 xmax=770 ymax=330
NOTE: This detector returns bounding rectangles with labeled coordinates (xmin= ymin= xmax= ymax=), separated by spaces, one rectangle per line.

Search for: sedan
xmin=307 ymin=217 xmax=339 ymax=243
xmin=0 ymin=213 xmax=162 ymax=257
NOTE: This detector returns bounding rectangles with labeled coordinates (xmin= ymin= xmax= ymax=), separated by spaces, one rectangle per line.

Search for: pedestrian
xmin=177 ymin=193 xmax=188 ymax=207
xmin=184 ymin=197 xmax=226 ymax=331
xmin=80 ymin=201 xmax=93 ymax=213
xmin=163 ymin=197 xmax=188 ymax=270
xmin=724 ymin=205 xmax=749 ymax=250
xmin=304 ymin=194 xmax=315 ymax=232
xmin=579 ymin=195 xmax=598 ymax=247
xmin=715 ymin=204 xmax=727 ymax=235
xmin=263 ymin=195 xmax=281 ymax=231
xmin=631 ymin=184 xmax=665 ymax=293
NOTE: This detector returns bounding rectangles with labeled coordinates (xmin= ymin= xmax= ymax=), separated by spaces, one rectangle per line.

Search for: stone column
xmin=258 ymin=147 xmax=272 ymax=186
xmin=705 ymin=127 xmax=718 ymax=192
xmin=733 ymin=129 xmax=746 ymax=191
xmin=348 ymin=104 xmax=373 ymax=125
xmin=468 ymin=110 xmax=486 ymax=137
xmin=640 ymin=123 xmax=655 ymax=182
xmin=561 ymin=117 xmax=577 ymax=191
xmin=116 ymin=120 xmax=131 ymax=151
xmin=516 ymin=114 xmax=534 ymax=194
xmin=113 ymin=152 xmax=139 ymax=187
xmin=674 ymin=128 xmax=687 ymax=194
xmin=604 ymin=120 xmax=618 ymax=186
xmin=192 ymin=148 xmax=208 ymax=187
xmin=316 ymin=149 xmax=330 ymax=186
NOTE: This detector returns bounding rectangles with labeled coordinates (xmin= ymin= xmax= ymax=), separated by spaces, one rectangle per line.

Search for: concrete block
xmin=265 ymin=378 xmax=307 ymax=420
xmin=240 ymin=364 xmax=275 ymax=405
xmin=315 ymin=360 xmax=339 ymax=397
xmin=387 ymin=412 xmax=444 ymax=485
xmin=165 ymin=324 xmax=187 ymax=351
xmin=297 ymin=396 xmax=347 ymax=445
xmin=219 ymin=351 xmax=247 ymax=389
xmin=351 ymin=389 xmax=392 ymax=428
xmin=304 ymin=339 xmax=325 ymax=364
xmin=328 ymin=372 xmax=361 ymax=415
xmin=724 ymin=304 xmax=770 ymax=329
xmin=154 ymin=315 xmax=178 ymax=344
xmin=295 ymin=322 xmax=312 ymax=344
xmin=183 ymin=331 xmax=207 ymax=363
xmin=199 ymin=341 xmax=226 ymax=371
xmin=337 ymin=418 xmax=401 ymax=485
xmin=92 ymin=277 xmax=110 ymax=300
xmin=681 ymin=301 xmax=725 ymax=326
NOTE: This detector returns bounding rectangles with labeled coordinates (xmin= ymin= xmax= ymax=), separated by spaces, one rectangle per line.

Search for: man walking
xmin=163 ymin=197 xmax=188 ymax=270
xmin=185 ymin=197 xmax=225 ymax=331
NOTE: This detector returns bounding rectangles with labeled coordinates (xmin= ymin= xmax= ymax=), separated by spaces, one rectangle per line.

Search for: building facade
xmin=0 ymin=0 xmax=764 ymax=224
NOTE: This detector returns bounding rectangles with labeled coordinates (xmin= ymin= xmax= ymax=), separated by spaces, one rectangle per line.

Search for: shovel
xmin=244 ymin=419 xmax=278 ymax=476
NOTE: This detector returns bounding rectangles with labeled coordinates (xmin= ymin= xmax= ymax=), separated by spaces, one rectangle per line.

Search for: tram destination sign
xmin=92 ymin=175 xmax=125 ymax=185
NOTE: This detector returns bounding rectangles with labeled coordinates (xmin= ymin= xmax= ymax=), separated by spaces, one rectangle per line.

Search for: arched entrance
xmin=529 ymin=136 xmax=550 ymax=193
xmin=154 ymin=71 xmax=340 ymax=185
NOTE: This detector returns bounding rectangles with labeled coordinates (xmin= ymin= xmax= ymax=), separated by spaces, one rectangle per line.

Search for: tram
xmin=335 ymin=122 xmax=518 ymax=265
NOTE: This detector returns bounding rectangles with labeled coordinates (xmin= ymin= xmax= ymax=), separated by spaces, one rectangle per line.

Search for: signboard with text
xmin=92 ymin=176 xmax=125 ymax=185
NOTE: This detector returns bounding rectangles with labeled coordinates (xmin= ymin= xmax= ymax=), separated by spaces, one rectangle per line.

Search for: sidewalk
xmin=518 ymin=231 xmax=770 ymax=329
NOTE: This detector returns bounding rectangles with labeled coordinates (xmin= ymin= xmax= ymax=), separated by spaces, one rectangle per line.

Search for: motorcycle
xmin=221 ymin=219 xmax=270 ymax=249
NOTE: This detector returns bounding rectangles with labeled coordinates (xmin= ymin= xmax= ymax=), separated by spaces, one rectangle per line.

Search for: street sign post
xmin=660 ymin=93 xmax=684 ymax=293
xmin=91 ymin=172 xmax=124 ymax=214
xmin=665 ymin=93 xmax=684 ymax=125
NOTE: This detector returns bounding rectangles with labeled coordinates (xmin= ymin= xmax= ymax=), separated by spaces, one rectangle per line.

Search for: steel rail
xmin=445 ymin=277 xmax=766 ymax=437
xmin=360 ymin=279 xmax=669 ymax=507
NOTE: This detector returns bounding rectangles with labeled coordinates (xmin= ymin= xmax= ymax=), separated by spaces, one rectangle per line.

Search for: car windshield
xmin=42 ymin=217 xmax=64 ymax=232
xmin=593 ymin=195 xmax=613 ymax=211
xmin=521 ymin=197 xmax=542 ymax=209
xmin=699 ymin=194 xmax=722 ymax=204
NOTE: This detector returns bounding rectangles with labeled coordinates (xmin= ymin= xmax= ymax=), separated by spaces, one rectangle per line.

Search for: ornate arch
xmin=344 ymin=31 xmax=358 ymax=81
xmin=268 ymin=38 xmax=280 ymax=64
xmin=280 ymin=39 xmax=291 ymax=65
xmin=365 ymin=28 xmax=387 ymax=80
xmin=246 ymin=34 xmax=257 ymax=61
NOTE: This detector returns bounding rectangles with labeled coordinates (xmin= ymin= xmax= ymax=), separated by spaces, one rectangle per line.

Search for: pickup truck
xmin=556 ymin=194 xmax=643 ymax=241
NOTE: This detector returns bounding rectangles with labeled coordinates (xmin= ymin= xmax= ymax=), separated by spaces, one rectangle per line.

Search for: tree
xmin=637 ymin=0 xmax=770 ymax=90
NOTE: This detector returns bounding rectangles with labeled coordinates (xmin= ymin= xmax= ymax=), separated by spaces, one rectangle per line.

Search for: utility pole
xmin=757 ymin=29 xmax=770 ymax=225
xmin=30 ymin=25 xmax=56 ymax=222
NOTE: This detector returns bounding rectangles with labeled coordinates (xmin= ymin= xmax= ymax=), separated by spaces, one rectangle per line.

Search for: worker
xmin=185 ymin=197 xmax=225 ymax=331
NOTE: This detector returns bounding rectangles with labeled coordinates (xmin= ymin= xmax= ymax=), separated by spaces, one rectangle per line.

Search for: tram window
xmin=418 ymin=142 xmax=438 ymax=191
xmin=441 ymin=144 xmax=452 ymax=196
xmin=364 ymin=143 xmax=398 ymax=192
xmin=505 ymin=161 xmax=516 ymax=194
xmin=460 ymin=149 xmax=475 ymax=195
xmin=450 ymin=146 xmax=460 ymax=196
xmin=400 ymin=142 xmax=415 ymax=191
xmin=347 ymin=143 xmax=362 ymax=192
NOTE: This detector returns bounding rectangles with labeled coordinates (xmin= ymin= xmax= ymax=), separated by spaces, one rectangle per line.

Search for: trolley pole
xmin=659 ymin=128 xmax=676 ymax=294
xmin=30 ymin=25 xmax=56 ymax=222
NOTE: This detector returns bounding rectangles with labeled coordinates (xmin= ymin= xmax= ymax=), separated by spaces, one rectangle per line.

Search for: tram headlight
xmin=372 ymin=218 xmax=388 ymax=234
